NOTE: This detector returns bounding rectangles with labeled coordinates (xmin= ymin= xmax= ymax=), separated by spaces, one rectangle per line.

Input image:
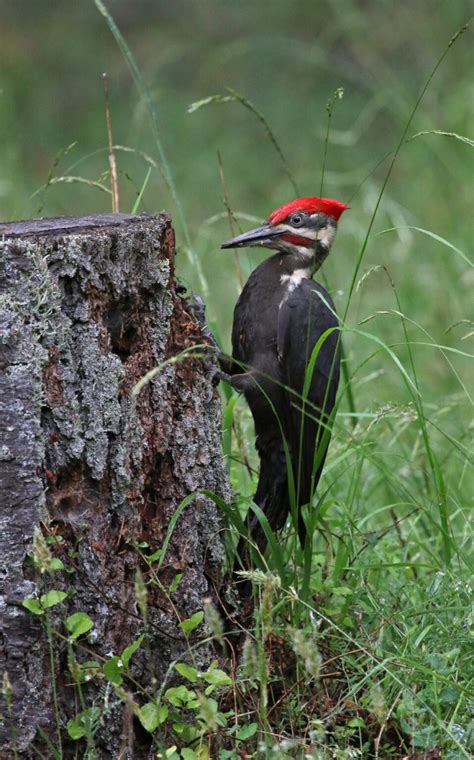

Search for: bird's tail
xmin=236 ymin=435 xmax=289 ymax=566
xmin=235 ymin=422 xmax=332 ymax=570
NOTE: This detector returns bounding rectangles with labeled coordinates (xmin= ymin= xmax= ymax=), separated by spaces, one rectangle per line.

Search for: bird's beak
xmin=221 ymin=224 xmax=282 ymax=250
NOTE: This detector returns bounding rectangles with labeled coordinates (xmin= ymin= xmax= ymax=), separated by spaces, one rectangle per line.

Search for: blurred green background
xmin=1 ymin=0 xmax=472 ymax=403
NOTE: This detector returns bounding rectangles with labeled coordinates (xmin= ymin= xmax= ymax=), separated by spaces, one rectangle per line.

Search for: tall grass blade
xmin=377 ymin=225 xmax=473 ymax=267
xmin=155 ymin=492 xmax=198 ymax=573
xmin=407 ymin=129 xmax=474 ymax=147
xmin=131 ymin=166 xmax=152 ymax=214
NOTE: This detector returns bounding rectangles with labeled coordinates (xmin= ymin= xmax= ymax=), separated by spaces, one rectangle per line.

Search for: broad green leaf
xmin=67 ymin=719 xmax=87 ymax=740
xmin=40 ymin=590 xmax=67 ymax=609
xmin=22 ymin=597 xmax=44 ymax=616
xmin=348 ymin=717 xmax=366 ymax=728
xmin=49 ymin=558 xmax=65 ymax=571
xmin=236 ymin=722 xmax=258 ymax=741
xmin=66 ymin=707 xmax=100 ymax=740
xmin=182 ymin=748 xmax=210 ymax=760
xmin=138 ymin=702 xmax=168 ymax=732
xmin=194 ymin=748 xmax=211 ymax=760
xmin=203 ymin=668 xmax=232 ymax=687
xmin=175 ymin=663 xmax=199 ymax=683
xmin=103 ymin=655 xmax=124 ymax=685
xmin=178 ymin=611 xmax=204 ymax=635
xmin=65 ymin=612 xmax=94 ymax=639
xmin=164 ymin=685 xmax=196 ymax=707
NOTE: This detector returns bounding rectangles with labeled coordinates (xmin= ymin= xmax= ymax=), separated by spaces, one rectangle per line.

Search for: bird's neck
xmin=277 ymin=240 xmax=331 ymax=277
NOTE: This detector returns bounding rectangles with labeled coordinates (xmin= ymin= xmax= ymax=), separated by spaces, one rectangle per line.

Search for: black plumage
xmin=214 ymin=195 xmax=348 ymax=560
xmin=228 ymin=253 xmax=340 ymax=553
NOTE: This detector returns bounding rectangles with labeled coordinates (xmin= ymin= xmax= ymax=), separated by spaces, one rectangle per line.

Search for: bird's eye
xmin=290 ymin=213 xmax=304 ymax=227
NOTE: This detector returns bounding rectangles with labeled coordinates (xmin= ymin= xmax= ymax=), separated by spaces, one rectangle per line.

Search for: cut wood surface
xmin=0 ymin=213 xmax=230 ymax=757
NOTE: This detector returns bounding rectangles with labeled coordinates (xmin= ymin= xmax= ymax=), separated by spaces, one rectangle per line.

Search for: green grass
xmin=1 ymin=1 xmax=473 ymax=757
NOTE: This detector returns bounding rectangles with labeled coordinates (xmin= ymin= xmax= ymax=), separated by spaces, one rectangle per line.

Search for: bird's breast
xmin=279 ymin=266 xmax=311 ymax=305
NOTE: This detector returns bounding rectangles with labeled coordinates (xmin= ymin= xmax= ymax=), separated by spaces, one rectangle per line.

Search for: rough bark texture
xmin=0 ymin=213 xmax=231 ymax=757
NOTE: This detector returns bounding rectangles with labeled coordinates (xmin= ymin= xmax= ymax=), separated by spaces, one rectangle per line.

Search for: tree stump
xmin=0 ymin=213 xmax=231 ymax=757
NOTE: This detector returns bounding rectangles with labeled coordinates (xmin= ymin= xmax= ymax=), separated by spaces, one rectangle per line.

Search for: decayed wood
xmin=0 ymin=213 xmax=231 ymax=757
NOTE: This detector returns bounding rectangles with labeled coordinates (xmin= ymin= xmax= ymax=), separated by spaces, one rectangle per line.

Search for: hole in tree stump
xmin=105 ymin=297 xmax=138 ymax=361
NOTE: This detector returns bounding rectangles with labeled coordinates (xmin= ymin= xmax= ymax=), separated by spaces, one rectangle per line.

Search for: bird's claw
xmin=186 ymin=295 xmax=230 ymax=396
xmin=186 ymin=295 xmax=221 ymax=353
xmin=187 ymin=294 xmax=206 ymax=324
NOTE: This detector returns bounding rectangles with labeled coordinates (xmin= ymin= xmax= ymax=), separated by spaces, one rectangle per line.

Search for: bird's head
xmin=221 ymin=196 xmax=348 ymax=269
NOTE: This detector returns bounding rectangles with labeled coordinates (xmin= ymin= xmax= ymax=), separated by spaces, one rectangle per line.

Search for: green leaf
xmin=169 ymin=573 xmax=183 ymax=593
xmin=236 ymin=722 xmax=258 ymax=741
xmin=175 ymin=663 xmax=199 ymax=683
xmin=146 ymin=548 xmax=163 ymax=563
xmin=49 ymin=558 xmax=65 ymax=571
xmin=121 ymin=634 xmax=144 ymax=667
xmin=164 ymin=685 xmax=196 ymax=707
xmin=347 ymin=717 xmax=366 ymax=728
xmin=67 ymin=719 xmax=86 ymax=741
xmin=65 ymin=612 xmax=94 ymax=639
xmin=178 ymin=611 xmax=204 ymax=635
xmin=181 ymin=749 xmax=196 ymax=760
xmin=202 ymin=668 xmax=232 ymax=687
xmin=46 ymin=534 xmax=64 ymax=544
xmin=22 ymin=596 xmax=44 ymax=616
xmin=138 ymin=702 xmax=168 ymax=732
xmin=40 ymin=590 xmax=67 ymax=609
xmin=66 ymin=706 xmax=101 ymax=740
xmin=103 ymin=655 xmax=124 ymax=685
xmin=194 ymin=748 xmax=211 ymax=760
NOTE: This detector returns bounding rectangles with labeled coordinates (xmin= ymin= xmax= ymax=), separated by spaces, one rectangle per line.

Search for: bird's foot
xmin=186 ymin=295 xmax=232 ymax=394
xmin=186 ymin=295 xmax=221 ymax=353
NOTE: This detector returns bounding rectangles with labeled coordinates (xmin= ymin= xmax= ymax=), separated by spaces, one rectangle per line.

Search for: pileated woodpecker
xmin=200 ymin=197 xmax=348 ymax=556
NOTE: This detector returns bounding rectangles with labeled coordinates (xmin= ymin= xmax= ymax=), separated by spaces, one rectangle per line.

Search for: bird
xmin=195 ymin=196 xmax=348 ymax=560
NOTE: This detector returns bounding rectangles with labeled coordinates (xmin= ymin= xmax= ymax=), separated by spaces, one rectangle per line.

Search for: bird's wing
xmin=277 ymin=279 xmax=340 ymax=508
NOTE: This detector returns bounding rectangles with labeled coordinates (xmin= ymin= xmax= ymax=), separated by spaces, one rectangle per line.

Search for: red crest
xmin=268 ymin=197 xmax=349 ymax=225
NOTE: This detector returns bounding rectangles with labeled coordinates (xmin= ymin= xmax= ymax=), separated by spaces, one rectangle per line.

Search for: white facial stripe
xmin=279 ymin=223 xmax=317 ymax=240
xmin=316 ymin=224 xmax=336 ymax=248
xmin=278 ymin=221 xmax=336 ymax=248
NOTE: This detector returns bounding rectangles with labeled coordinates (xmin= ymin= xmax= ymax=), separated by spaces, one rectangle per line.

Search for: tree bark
xmin=0 ymin=213 xmax=231 ymax=757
